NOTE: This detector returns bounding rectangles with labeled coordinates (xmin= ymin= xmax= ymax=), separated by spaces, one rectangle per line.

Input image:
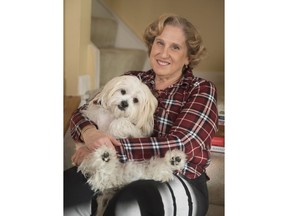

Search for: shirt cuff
xmin=115 ymin=145 xmax=127 ymax=162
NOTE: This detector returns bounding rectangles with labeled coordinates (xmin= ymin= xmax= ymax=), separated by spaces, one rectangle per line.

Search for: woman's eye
xmin=155 ymin=40 xmax=164 ymax=46
xmin=172 ymin=45 xmax=180 ymax=50
xmin=133 ymin=98 xmax=139 ymax=103
xmin=121 ymin=89 xmax=126 ymax=95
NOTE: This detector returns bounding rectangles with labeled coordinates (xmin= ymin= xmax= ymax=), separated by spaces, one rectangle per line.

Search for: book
xmin=217 ymin=94 xmax=225 ymax=125
xmin=211 ymin=124 xmax=225 ymax=153
xmin=218 ymin=110 xmax=225 ymax=125
xmin=212 ymin=85 xmax=225 ymax=152
xmin=211 ymin=136 xmax=224 ymax=147
xmin=211 ymin=145 xmax=225 ymax=153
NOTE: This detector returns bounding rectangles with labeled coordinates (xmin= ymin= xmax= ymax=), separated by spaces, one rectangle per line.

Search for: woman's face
xmin=149 ymin=25 xmax=189 ymax=78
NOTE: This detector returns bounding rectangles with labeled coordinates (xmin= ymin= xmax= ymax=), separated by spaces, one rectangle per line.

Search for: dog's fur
xmin=79 ymin=145 xmax=187 ymax=191
xmin=81 ymin=75 xmax=158 ymax=139
xmin=76 ymin=75 xmax=187 ymax=216
xmin=78 ymin=145 xmax=186 ymax=216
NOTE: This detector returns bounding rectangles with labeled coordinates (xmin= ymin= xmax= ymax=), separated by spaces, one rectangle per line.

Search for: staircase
xmin=90 ymin=16 xmax=147 ymax=87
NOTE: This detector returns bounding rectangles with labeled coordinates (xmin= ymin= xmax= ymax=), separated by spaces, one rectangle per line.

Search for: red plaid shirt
xmin=70 ymin=69 xmax=218 ymax=179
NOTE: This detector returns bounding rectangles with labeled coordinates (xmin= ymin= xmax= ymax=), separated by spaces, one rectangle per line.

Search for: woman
xmin=64 ymin=14 xmax=218 ymax=216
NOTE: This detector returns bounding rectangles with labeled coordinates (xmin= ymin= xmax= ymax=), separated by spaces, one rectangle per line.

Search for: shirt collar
xmin=144 ymin=68 xmax=194 ymax=90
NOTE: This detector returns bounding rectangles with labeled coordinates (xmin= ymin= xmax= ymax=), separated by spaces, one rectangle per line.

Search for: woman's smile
xmin=156 ymin=59 xmax=170 ymax=66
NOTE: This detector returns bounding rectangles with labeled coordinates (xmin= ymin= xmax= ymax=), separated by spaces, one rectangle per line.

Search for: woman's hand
xmin=71 ymin=125 xmax=121 ymax=166
xmin=82 ymin=126 xmax=121 ymax=151
xmin=71 ymin=145 xmax=92 ymax=167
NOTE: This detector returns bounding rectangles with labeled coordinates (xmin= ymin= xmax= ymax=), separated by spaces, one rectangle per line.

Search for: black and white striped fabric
xmin=157 ymin=175 xmax=198 ymax=216
xmin=104 ymin=174 xmax=208 ymax=216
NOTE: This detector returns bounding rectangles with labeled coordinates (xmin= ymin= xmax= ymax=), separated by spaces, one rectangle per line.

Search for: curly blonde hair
xmin=143 ymin=14 xmax=207 ymax=68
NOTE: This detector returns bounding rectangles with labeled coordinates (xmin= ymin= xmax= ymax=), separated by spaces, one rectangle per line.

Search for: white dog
xmin=81 ymin=75 xmax=158 ymax=139
xmin=76 ymin=75 xmax=187 ymax=215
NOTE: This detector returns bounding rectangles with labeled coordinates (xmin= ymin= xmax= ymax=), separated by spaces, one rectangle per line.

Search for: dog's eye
xmin=133 ymin=98 xmax=139 ymax=103
xmin=121 ymin=89 xmax=126 ymax=95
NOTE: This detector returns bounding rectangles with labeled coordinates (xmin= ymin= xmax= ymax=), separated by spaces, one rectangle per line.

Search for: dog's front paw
xmin=165 ymin=149 xmax=186 ymax=171
xmin=170 ymin=155 xmax=182 ymax=166
xmin=101 ymin=151 xmax=110 ymax=162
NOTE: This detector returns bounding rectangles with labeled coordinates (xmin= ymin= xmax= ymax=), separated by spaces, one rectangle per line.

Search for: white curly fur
xmin=78 ymin=145 xmax=187 ymax=191
xmin=81 ymin=75 xmax=158 ymax=139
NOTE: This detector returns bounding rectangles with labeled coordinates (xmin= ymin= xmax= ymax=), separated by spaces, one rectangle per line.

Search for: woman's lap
xmin=104 ymin=174 xmax=208 ymax=216
xmin=64 ymin=166 xmax=95 ymax=216
xmin=103 ymin=180 xmax=165 ymax=216
xmin=64 ymin=166 xmax=208 ymax=216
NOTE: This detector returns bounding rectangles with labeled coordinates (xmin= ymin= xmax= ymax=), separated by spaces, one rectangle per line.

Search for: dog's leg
xmin=96 ymin=189 xmax=118 ymax=216
xmin=167 ymin=149 xmax=187 ymax=171
xmin=78 ymin=145 xmax=120 ymax=192
xmin=144 ymin=150 xmax=187 ymax=183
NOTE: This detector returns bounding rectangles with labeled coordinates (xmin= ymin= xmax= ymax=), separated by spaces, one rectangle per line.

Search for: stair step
xmin=91 ymin=17 xmax=117 ymax=48
xmin=99 ymin=48 xmax=147 ymax=86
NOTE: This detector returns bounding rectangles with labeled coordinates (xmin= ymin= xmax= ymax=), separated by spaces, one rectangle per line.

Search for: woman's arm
xmin=69 ymin=104 xmax=121 ymax=166
xmin=115 ymin=79 xmax=218 ymax=168
xmin=69 ymin=103 xmax=96 ymax=143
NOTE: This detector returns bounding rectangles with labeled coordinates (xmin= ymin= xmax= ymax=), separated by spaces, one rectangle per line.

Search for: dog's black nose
xmin=118 ymin=100 xmax=128 ymax=110
xmin=121 ymin=100 xmax=128 ymax=108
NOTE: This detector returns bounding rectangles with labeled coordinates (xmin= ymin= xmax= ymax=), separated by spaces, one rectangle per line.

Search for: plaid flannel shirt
xmin=70 ymin=69 xmax=218 ymax=179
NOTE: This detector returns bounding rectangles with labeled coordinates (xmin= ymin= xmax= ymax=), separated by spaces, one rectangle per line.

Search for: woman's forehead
xmin=157 ymin=25 xmax=186 ymax=45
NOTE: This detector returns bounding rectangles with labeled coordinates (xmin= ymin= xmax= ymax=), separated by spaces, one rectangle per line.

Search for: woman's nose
xmin=160 ymin=46 xmax=169 ymax=58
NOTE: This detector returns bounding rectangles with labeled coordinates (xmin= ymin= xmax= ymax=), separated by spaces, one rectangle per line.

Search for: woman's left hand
xmin=71 ymin=145 xmax=93 ymax=166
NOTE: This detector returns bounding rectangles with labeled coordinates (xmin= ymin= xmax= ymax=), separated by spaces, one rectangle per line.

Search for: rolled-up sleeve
xmin=69 ymin=104 xmax=97 ymax=143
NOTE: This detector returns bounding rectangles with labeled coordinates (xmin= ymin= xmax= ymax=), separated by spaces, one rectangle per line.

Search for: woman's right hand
xmin=82 ymin=126 xmax=121 ymax=151
xmin=71 ymin=125 xmax=121 ymax=166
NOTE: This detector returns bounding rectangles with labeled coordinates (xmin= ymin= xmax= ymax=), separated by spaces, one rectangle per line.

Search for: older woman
xmin=65 ymin=14 xmax=218 ymax=216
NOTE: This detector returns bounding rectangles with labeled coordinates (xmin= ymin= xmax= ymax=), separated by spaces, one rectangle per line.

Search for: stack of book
xmin=218 ymin=110 xmax=225 ymax=126
xmin=211 ymin=110 xmax=225 ymax=153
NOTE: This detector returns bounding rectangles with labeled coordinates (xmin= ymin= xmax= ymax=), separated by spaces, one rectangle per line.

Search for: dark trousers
xmin=64 ymin=166 xmax=96 ymax=216
xmin=104 ymin=174 xmax=209 ymax=216
xmin=64 ymin=166 xmax=209 ymax=216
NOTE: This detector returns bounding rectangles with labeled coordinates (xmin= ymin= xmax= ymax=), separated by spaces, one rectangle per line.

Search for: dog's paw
xmin=101 ymin=151 xmax=110 ymax=162
xmin=78 ymin=145 xmax=117 ymax=176
xmin=170 ymin=155 xmax=182 ymax=166
xmin=165 ymin=149 xmax=186 ymax=171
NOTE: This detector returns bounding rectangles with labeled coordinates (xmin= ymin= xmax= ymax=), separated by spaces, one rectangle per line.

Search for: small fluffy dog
xmin=77 ymin=75 xmax=186 ymax=215
xmin=81 ymin=75 xmax=158 ymax=139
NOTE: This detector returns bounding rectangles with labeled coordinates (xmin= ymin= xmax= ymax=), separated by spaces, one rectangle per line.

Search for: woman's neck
xmin=155 ymin=74 xmax=182 ymax=90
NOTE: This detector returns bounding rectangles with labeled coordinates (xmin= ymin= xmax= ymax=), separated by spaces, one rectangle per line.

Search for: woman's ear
xmin=185 ymin=57 xmax=190 ymax=66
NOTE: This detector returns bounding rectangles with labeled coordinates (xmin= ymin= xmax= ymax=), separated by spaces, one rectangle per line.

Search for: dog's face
xmin=93 ymin=76 xmax=158 ymax=136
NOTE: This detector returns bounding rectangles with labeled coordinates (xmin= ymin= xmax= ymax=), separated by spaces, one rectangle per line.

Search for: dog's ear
xmin=137 ymin=87 xmax=158 ymax=136
xmin=93 ymin=76 xmax=124 ymax=108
